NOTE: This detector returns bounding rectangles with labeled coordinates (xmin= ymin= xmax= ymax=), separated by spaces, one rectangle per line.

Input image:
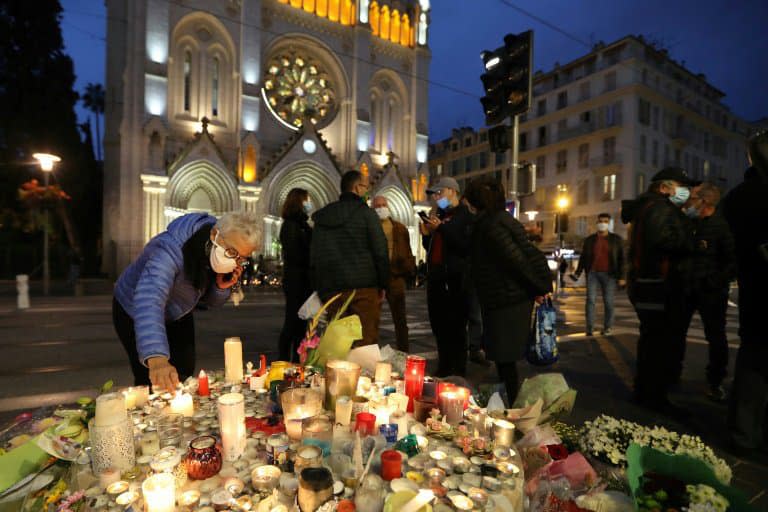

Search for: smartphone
xmin=418 ymin=211 xmax=429 ymax=222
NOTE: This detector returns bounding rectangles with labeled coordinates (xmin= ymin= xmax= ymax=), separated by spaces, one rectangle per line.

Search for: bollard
xmin=16 ymin=274 xmax=30 ymax=309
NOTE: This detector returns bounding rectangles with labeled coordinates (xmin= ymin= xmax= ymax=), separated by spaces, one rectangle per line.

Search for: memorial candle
xmin=94 ymin=393 xmax=127 ymax=427
xmin=335 ymin=395 xmax=353 ymax=426
xmin=218 ymin=393 xmax=246 ymax=461
xmin=404 ymin=356 xmax=426 ymax=412
xmin=197 ymin=370 xmax=210 ymax=397
xmin=169 ymin=391 xmax=194 ymax=417
xmin=374 ymin=362 xmax=392 ymax=384
xmin=142 ymin=473 xmax=175 ymax=512
xmin=224 ymin=337 xmax=244 ymax=384
xmin=438 ymin=391 xmax=464 ymax=425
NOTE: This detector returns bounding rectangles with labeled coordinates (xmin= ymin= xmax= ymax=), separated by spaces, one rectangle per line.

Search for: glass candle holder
xmin=324 ymin=360 xmax=361 ymax=411
xmin=380 ymin=449 xmax=402 ymax=481
xmin=224 ymin=336 xmax=244 ymax=384
xmin=157 ymin=413 xmax=183 ymax=449
xmin=389 ymin=411 xmax=409 ymax=440
xmin=294 ymin=444 xmax=323 ymax=475
xmin=351 ymin=396 xmax=369 ymax=416
xmin=185 ymin=435 xmax=222 ymax=480
xmin=252 ymin=465 xmax=282 ymax=492
xmin=281 ymin=388 xmax=323 ymax=422
xmin=492 ymin=419 xmax=515 ymax=448
xmin=286 ymin=418 xmax=304 ymax=441
xmin=302 ymin=416 xmax=332 ymax=456
xmin=379 ymin=424 xmax=398 ymax=445
xmin=150 ymin=446 xmax=187 ymax=489
xmin=412 ymin=396 xmax=437 ymax=423
xmin=374 ymin=362 xmax=392 ymax=384
xmin=404 ymin=356 xmax=426 ymax=412
xmin=121 ymin=386 xmax=149 ymax=410
xmin=438 ymin=391 xmax=464 ymax=425
xmin=140 ymin=430 xmax=161 ymax=457
xmin=354 ymin=412 xmax=376 ymax=437
xmin=334 ymin=395 xmax=353 ymax=426
xmin=267 ymin=433 xmax=291 ymax=465
xmin=218 ymin=393 xmax=246 ymax=461
xmin=142 ymin=473 xmax=175 ymax=512
xmin=298 ymin=467 xmax=334 ymax=512
xmin=88 ymin=417 xmax=135 ymax=474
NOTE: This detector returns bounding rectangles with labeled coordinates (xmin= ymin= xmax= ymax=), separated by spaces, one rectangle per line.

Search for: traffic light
xmin=488 ymin=125 xmax=510 ymax=153
xmin=479 ymin=30 xmax=534 ymax=126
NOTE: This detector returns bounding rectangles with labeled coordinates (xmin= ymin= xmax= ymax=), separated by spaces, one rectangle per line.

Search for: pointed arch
xmin=167 ymin=159 xmax=240 ymax=214
xmin=376 ymin=185 xmax=412 ymax=227
xmin=267 ymin=161 xmax=340 ymax=216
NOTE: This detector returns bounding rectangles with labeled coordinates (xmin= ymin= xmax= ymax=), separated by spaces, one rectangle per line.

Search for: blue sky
xmin=61 ymin=0 xmax=768 ymax=142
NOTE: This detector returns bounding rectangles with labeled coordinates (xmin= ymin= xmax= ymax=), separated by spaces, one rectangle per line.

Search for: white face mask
xmin=303 ymin=201 xmax=313 ymax=214
xmin=375 ymin=207 xmax=391 ymax=220
xmin=597 ymin=222 xmax=610 ymax=232
xmin=209 ymin=242 xmax=238 ymax=274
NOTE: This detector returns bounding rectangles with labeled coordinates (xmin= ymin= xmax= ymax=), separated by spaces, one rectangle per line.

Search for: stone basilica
xmin=103 ymin=0 xmax=432 ymax=275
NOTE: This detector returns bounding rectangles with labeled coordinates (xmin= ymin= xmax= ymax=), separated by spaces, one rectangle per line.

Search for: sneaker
xmin=585 ymin=330 xmax=594 ymax=337
xmin=602 ymin=328 xmax=613 ymax=335
xmin=707 ymin=385 xmax=726 ymax=402
xmin=469 ymin=349 xmax=491 ymax=367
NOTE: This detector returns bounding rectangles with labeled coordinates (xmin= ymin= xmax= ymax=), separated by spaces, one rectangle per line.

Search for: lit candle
xmin=389 ymin=411 xmax=409 ymax=440
xmin=169 ymin=391 xmax=194 ymax=417
xmin=140 ymin=431 xmax=160 ymax=456
xmin=356 ymin=376 xmax=372 ymax=396
xmin=94 ymin=393 xmax=127 ymax=427
xmin=122 ymin=389 xmax=136 ymax=410
xmin=492 ymin=419 xmax=515 ymax=448
xmin=371 ymin=401 xmax=392 ymax=429
xmin=324 ymin=360 xmax=361 ymax=411
xmin=335 ymin=395 xmax=353 ymax=426
xmin=224 ymin=337 xmax=244 ymax=384
xmin=251 ymin=465 xmax=282 ymax=491
xmin=218 ymin=393 xmax=246 ymax=461
xmin=374 ymin=362 xmax=392 ymax=384
xmin=387 ymin=393 xmax=409 ymax=414
xmin=438 ymin=391 xmax=464 ymax=425
xmin=404 ymin=356 xmax=426 ymax=412
xmin=178 ymin=489 xmax=201 ymax=507
xmin=198 ymin=370 xmax=210 ymax=397
xmin=142 ymin=473 xmax=176 ymax=512
xmin=450 ymin=494 xmax=474 ymax=511
xmin=286 ymin=418 xmax=303 ymax=441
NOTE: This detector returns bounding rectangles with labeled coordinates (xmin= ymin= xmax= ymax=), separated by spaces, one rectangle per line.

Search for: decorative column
xmin=238 ymin=185 xmax=262 ymax=214
xmin=140 ymin=175 xmax=169 ymax=243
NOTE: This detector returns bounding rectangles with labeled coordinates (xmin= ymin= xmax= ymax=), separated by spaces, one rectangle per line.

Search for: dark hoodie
xmin=309 ymin=192 xmax=390 ymax=297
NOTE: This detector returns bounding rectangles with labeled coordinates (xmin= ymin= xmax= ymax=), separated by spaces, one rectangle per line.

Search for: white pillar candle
xmin=94 ymin=393 xmax=127 ymax=427
xmin=169 ymin=391 xmax=194 ymax=417
xmin=286 ymin=418 xmax=303 ymax=441
xmin=400 ymin=489 xmax=435 ymax=512
xmin=224 ymin=337 xmax=244 ymax=384
xmin=386 ymin=393 xmax=409 ymax=414
xmin=218 ymin=392 xmax=246 ymax=461
xmin=142 ymin=473 xmax=176 ymax=512
xmin=374 ymin=362 xmax=392 ymax=384
xmin=335 ymin=396 xmax=353 ymax=426
xmin=389 ymin=411 xmax=409 ymax=440
xmin=372 ymin=401 xmax=392 ymax=429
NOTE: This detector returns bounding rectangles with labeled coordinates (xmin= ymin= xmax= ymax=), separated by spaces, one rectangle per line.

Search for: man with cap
xmin=421 ymin=177 xmax=474 ymax=377
xmin=621 ymin=167 xmax=696 ymax=412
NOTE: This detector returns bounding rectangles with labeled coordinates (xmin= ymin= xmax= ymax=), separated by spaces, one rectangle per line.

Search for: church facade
xmin=103 ymin=0 xmax=432 ymax=275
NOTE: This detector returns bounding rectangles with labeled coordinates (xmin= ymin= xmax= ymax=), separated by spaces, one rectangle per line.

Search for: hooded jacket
xmin=310 ymin=192 xmax=390 ymax=297
xmin=114 ymin=213 xmax=231 ymax=364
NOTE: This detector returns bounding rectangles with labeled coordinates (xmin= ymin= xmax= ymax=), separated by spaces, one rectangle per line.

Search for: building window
xmin=557 ymin=91 xmax=568 ymax=109
xmin=536 ymin=155 xmax=546 ymax=179
xmin=652 ymin=139 xmax=659 ymax=166
xmin=579 ymin=81 xmax=590 ymax=101
xmin=537 ymin=99 xmax=546 ymax=116
xmin=465 ymin=155 xmax=473 ymax=172
xmin=639 ymin=135 xmax=647 ymax=164
xmin=464 ymin=137 xmax=472 ymax=147
xmin=557 ymin=119 xmax=567 ymax=138
xmin=638 ymin=98 xmax=650 ymax=125
xmin=578 ymin=143 xmax=589 ymax=168
xmin=602 ymin=174 xmax=616 ymax=201
xmin=538 ymin=126 xmax=547 ymax=147
xmin=652 ymin=106 xmax=659 ymax=130
xmin=579 ymin=110 xmax=591 ymax=125
xmin=436 ymin=163 xmax=443 ymax=176
xmin=479 ymin=132 xmax=487 ymax=142
xmin=519 ymin=132 xmax=528 ymax=152
xmin=183 ymin=51 xmax=192 ymax=112
xmin=577 ymin=180 xmax=589 ymax=205
xmin=556 ymin=149 xmax=567 ymax=173
xmin=603 ymin=136 xmax=616 ymax=164
xmin=451 ymin=159 xmax=462 ymax=176
xmin=641 ymin=68 xmax=648 ymax=84
xmin=479 ymin=152 xmax=488 ymax=168
xmin=495 ymin=152 xmax=506 ymax=165
xmin=211 ymin=57 xmax=219 ymax=117
xmin=637 ymin=173 xmax=645 ymax=194
xmin=604 ymin=71 xmax=616 ymax=92
xmin=451 ymin=142 xmax=458 ymax=151
xmin=664 ymin=144 xmax=670 ymax=166
xmin=606 ymin=101 xmax=621 ymax=126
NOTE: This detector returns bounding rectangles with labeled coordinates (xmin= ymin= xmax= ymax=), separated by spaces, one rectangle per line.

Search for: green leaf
xmin=100 ymin=380 xmax=114 ymax=393
xmin=76 ymin=397 xmax=92 ymax=406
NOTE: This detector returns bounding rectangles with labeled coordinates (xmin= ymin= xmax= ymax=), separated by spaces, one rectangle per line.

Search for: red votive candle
xmin=404 ymin=356 xmax=426 ymax=412
xmin=355 ymin=412 xmax=376 ymax=437
xmin=198 ymin=370 xmax=210 ymax=397
xmin=380 ymin=449 xmax=402 ymax=481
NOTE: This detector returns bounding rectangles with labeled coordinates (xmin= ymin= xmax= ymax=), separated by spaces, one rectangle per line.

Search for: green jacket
xmin=310 ymin=192 xmax=390 ymax=297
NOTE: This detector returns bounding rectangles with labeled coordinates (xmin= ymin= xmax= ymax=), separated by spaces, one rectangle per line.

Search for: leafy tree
xmin=81 ymin=83 xmax=104 ymax=161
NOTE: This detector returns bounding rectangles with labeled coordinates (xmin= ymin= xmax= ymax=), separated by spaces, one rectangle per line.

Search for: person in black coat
xmin=722 ymin=130 xmax=768 ymax=455
xmin=464 ymin=177 xmax=552 ymax=404
xmin=278 ymin=188 xmax=313 ymax=362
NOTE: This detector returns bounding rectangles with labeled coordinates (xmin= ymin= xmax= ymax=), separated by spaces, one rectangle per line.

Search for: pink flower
xmin=297 ymin=335 xmax=321 ymax=365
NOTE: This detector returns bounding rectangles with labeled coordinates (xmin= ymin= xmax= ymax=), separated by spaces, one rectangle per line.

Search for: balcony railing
xmin=589 ymin=154 xmax=623 ymax=169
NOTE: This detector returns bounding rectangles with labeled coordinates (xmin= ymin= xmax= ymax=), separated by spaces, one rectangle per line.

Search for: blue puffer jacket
xmin=114 ymin=213 xmax=231 ymax=364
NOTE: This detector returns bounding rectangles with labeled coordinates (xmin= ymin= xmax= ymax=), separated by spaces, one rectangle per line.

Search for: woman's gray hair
xmin=215 ymin=211 xmax=260 ymax=246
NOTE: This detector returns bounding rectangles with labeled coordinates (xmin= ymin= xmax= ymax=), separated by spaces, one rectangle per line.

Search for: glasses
xmin=212 ymin=233 xmax=243 ymax=261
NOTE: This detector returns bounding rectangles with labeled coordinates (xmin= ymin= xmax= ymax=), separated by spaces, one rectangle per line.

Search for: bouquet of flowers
xmin=297 ymin=292 xmax=361 ymax=368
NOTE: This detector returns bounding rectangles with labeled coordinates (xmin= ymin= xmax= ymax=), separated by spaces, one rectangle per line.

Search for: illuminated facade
xmin=103 ymin=0 xmax=432 ymax=275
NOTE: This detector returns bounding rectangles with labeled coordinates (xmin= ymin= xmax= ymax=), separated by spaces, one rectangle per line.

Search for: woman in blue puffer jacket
xmin=113 ymin=212 xmax=259 ymax=390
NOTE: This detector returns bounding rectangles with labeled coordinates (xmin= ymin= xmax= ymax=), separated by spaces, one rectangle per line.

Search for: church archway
xmin=375 ymin=185 xmax=412 ymax=227
xmin=267 ymin=161 xmax=340 ymax=216
xmin=167 ymin=159 xmax=240 ymax=214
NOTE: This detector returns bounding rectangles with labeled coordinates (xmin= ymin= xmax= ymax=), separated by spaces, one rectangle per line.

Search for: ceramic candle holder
xmin=325 ymin=360 xmax=361 ymax=411
xmin=89 ymin=417 xmax=135 ymax=473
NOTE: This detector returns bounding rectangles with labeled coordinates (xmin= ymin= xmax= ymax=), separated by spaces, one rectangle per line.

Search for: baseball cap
xmin=426 ymin=177 xmax=460 ymax=194
xmin=651 ymin=167 xmax=699 ymax=186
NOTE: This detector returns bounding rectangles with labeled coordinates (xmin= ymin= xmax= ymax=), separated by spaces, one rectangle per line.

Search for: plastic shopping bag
xmin=526 ymin=298 xmax=559 ymax=366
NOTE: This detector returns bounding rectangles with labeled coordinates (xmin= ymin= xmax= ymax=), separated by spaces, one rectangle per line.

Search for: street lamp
xmin=554 ymin=195 xmax=570 ymax=298
xmin=33 ymin=153 xmax=61 ymax=296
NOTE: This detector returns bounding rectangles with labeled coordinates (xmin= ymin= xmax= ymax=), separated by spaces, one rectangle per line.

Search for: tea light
xmin=252 ymin=465 xmax=282 ymax=491
xmin=492 ymin=419 xmax=515 ymax=448
xmin=350 ymin=396 xmax=369 ymax=416
xmin=450 ymin=494 xmax=474 ymax=511
xmin=286 ymin=418 xmax=303 ymax=441
xmin=497 ymin=462 xmax=520 ymax=476
xmin=224 ymin=476 xmax=245 ymax=495
xmin=374 ymin=362 xmax=392 ymax=384
xmin=386 ymin=393 xmax=409 ymax=414
xmin=429 ymin=450 xmax=447 ymax=462
xmin=115 ymin=490 xmax=140 ymax=506
xmin=295 ymin=445 xmax=323 ymax=474
xmin=98 ymin=468 xmax=121 ymax=489
xmin=438 ymin=391 xmax=464 ymax=425
xmin=122 ymin=386 xmax=149 ymax=410
xmin=371 ymin=401 xmax=392 ymax=428
xmin=224 ymin=337 xmax=244 ymax=383
xmin=178 ymin=489 xmax=201 ymax=507
xmin=142 ymin=473 xmax=176 ymax=512
xmin=106 ymin=480 xmax=129 ymax=496
xmin=169 ymin=391 xmax=195 ymax=417
xmin=335 ymin=395 xmax=353 ymax=426
xmin=211 ymin=489 xmax=234 ymax=509
xmin=468 ymin=487 xmax=488 ymax=507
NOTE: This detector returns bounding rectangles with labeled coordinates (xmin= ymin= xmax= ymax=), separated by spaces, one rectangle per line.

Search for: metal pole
xmin=510 ymin=115 xmax=519 ymax=217
xmin=43 ymin=171 xmax=50 ymax=296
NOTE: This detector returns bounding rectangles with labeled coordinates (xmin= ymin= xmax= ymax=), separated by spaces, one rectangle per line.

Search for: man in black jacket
xmin=421 ymin=177 xmax=474 ymax=377
xmin=573 ymin=213 xmax=626 ymax=336
xmin=621 ymin=167 xmax=695 ymax=410
xmin=677 ymin=182 xmax=736 ymax=401
xmin=722 ymin=130 xmax=768 ymax=455
xmin=310 ymin=171 xmax=389 ymax=346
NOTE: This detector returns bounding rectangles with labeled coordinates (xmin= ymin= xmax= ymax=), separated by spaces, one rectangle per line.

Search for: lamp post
xmin=555 ymin=195 xmax=569 ymax=298
xmin=33 ymin=153 xmax=61 ymax=296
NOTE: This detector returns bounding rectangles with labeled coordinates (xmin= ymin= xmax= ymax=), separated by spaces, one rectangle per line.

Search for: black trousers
xmin=113 ymin=297 xmax=196 ymax=386
xmin=496 ymin=361 xmax=519 ymax=406
xmin=278 ymin=276 xmax=311 ymax=362
xmin=633 ymin=291 xmax=686 ymax=401
xmin=677 ymin=289 xmax=729 ymax=387
xmin=427 ymin=275 xmax=468 ymax=377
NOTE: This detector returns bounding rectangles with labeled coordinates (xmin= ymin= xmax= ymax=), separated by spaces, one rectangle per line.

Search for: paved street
xmin=0 ymin=286 xmax=765 ymax=507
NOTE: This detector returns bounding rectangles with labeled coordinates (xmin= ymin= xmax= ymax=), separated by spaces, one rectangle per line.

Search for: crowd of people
xmin=110 ymin=130 xmax=768 ymax=457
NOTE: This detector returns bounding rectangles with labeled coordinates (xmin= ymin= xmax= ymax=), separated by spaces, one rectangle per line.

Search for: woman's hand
xmin=147 ymin=356 xmax=179 ymax=391
xmin=215 ymin=264 xmax=243 ymax=289
xmin=534 ymin=295 xmax=546 ymax=305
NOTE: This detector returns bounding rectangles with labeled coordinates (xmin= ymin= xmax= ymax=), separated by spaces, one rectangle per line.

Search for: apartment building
xmin=429 ymin=35 xmax=752 ymax=248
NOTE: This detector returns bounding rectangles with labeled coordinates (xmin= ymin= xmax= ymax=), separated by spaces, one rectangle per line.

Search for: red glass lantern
xmin=404 ymin=355 xmax=426 ymax=412
xmin=380 ymin=449 xmax=402 ymax=481
xmin=354 ymin=412 xmax=376 ymax=437
xmin=185 ymin=436 xmax=222 ymax=480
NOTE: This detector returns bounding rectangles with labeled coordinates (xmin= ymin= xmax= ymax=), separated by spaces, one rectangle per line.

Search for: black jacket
xmin=575 ymin=232 xmax=626 ymax=280
xmin=310 ymin=192 xmax=390 ymax=297
xmin=621 ymin=191 xmax=693 ymax=285
xmin=688 ymin=212 xmax=736 ymax=293
xmin=422 ymin=203 xmax=474 ymax=280
xmin=471 ymin=210 xmax=552 ymax=311
xmin=280 ymin=213 xmax=312 ymax=282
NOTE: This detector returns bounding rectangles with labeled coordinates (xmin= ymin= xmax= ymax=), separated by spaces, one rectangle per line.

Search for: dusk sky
xmin=61 ymin=0 xmax=768 ymax=142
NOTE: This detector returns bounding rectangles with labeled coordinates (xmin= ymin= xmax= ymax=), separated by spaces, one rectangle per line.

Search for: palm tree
xmin=81 ymin=83 xmax=105 ymax=161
